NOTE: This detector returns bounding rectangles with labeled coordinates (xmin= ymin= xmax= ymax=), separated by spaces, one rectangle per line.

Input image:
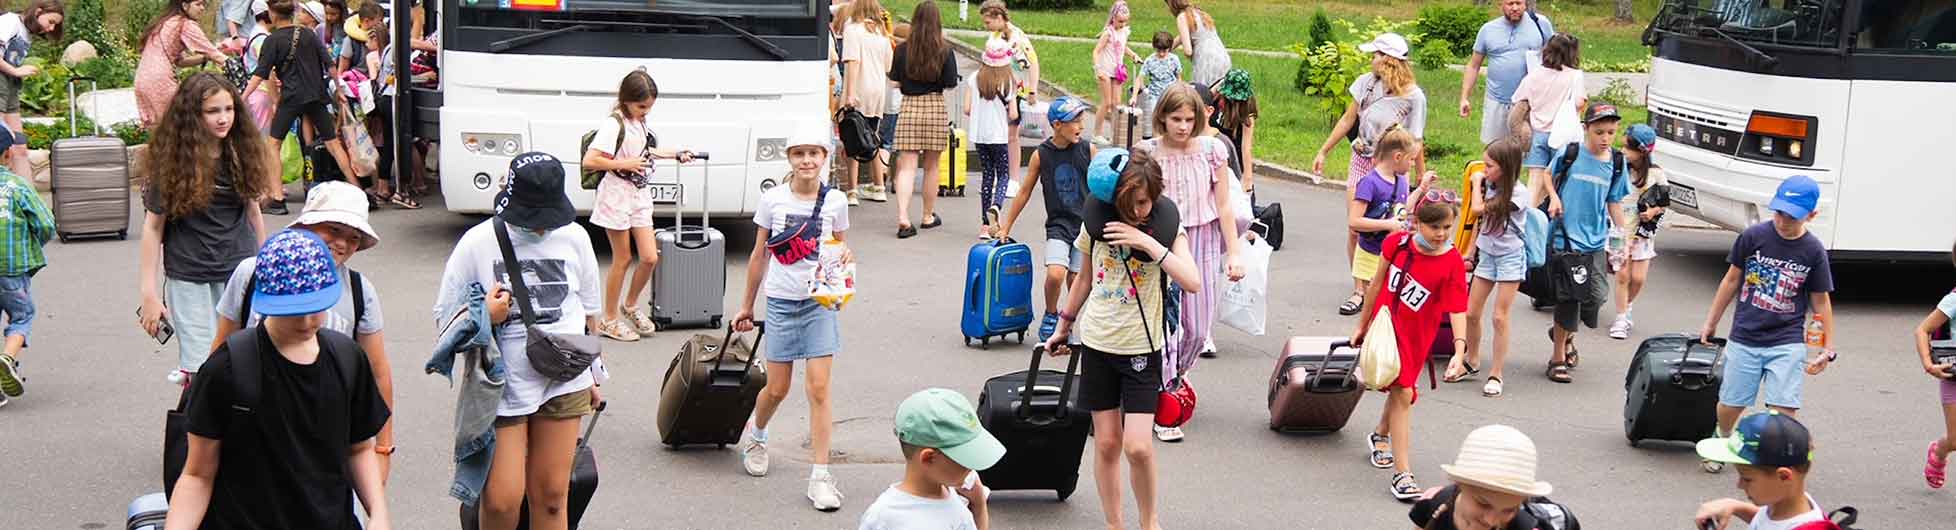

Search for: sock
xmin=810 ymin=465 xmax=831 ymax=479
xmin=749 ymin=424 xmax=768 ymax=442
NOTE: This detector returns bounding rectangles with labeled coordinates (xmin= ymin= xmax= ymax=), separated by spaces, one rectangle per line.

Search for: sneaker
xmin=864 ymin=185 xmax=889 ymax=202
xmin=1608 ymin=315 xmax=1631 ymax=340
xmin=1093 ymin=135 xmax=1112 ymax=145
xmin=846 ymin=190 xmax=862 ymax=207
xmin=1389 ymin=472 xmax=1422 ymax=502
xmin=1701 ymin=459 xmax=1725 ymax=474
xmin=1154 ymin=425 xmax=1185 ymax=443
xmin=807 ymin=473 xmax=844 ymax=512
xmin=740 ymin=434 xmax=770 ymax=477
xmin=261 ymin=201 xmax=290 ymax=215
xmin=1038 ymin=312 xmax=1060 ymax=343
xmin=0 ymin=354 xmax=22 ymax=397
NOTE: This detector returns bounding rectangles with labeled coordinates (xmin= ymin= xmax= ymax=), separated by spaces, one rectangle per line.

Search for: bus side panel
xmin=1830 ymin=80 xmax=1956 ymax=254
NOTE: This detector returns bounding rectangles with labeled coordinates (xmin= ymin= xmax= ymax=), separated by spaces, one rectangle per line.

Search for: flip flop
xmin=388 ymin=192 xmax=422 ymax=210
xmin=1482 ymin=377 xmax=1504 ymax=397
xmin=1442 ymin=361 xmax=1479 ymax=383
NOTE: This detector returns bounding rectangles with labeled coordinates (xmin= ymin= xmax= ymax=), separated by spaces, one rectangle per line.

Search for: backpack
xmin=579 ymin=114 xmax=658 ymax=190
xmin=1523 ymin=206 xmax=1551 ymax=268
xmin=1520 ymin=497 xmax=1581 ymax=530
xmin=1791 ymin=507 xmax=1861 ymax=530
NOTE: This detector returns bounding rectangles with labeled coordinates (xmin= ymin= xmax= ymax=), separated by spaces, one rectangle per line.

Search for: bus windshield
xmin=563 ymin=0 xmax=813 ymax=17
xmin=1653 ymin=0 xmax=1847 ymax=48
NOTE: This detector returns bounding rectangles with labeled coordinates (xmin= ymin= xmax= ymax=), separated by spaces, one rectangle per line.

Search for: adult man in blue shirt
xmin=1541 ymin=104 xmax=1628 ymax=384
xmin=1459 ymin=0 xmax=1555 ymax=144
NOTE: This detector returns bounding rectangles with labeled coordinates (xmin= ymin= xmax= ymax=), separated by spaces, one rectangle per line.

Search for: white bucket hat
xmin=1359 ymin=32 xmax=1411 ymax=61
xmin=290 ymin=181 xmax=381 ymax=250
xmin=1440 ymin=424 xmax=1554 ymax=498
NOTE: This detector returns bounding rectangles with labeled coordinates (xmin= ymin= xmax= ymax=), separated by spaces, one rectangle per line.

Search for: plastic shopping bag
xmin=1218 ymin=236 xmax=1270 ymax=336
xmin=809 ymin=238 xmax=856 ymax=310
xmin=1357 ymin=310 xmax=1402 ymax=391
xmin=280 ymin=135 xmax=308 ymax=184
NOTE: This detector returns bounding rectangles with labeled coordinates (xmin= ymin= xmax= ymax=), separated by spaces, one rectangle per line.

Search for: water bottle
xmin=1804 ymin=320 xmax=1828 ymax=375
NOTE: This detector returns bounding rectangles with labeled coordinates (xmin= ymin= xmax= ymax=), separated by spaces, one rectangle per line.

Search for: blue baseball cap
xmin=1626 ymin=123 xmax=1658 ymax=153
xmin=1087 ymin=148 xmax=1130 ymax=203
xmin=1697 ymin=411 xmax=1812 ymax=468
xmin=251 ymin=229 xmax=343 ymax=317
xmin=0 ymin=125 xmax=17 ymax=152
xmin=1048 ymin=97 xmax=1088 ymax=123
xmin=1768 ymin=174 xmax=1820 ymax=219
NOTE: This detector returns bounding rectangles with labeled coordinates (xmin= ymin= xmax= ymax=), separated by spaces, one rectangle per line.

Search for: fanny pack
xmin=766 ymin=185 xmax=830 ymax=265
xmin=493 ymin=218 xmax=602 ymax=383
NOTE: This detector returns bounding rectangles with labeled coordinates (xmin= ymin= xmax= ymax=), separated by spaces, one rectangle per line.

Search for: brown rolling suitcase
xmin=1267 ymin=336 xmax=1364 ymax=433
xmin=656 ymin=324 xmax=767 ymax=448
xmin=50 ymin=77 xmax=130 ymax=242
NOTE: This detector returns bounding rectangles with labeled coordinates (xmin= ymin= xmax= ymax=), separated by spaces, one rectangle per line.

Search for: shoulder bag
xmin=493 ymin=218 xmax=603 ymax=383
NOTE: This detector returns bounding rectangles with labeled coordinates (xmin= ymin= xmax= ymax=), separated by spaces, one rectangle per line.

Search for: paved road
xmin=4 ymin=172 xmax=1951 ymax=528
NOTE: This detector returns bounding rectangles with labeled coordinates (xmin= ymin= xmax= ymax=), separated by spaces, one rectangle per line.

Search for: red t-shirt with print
xmin=1370 ymin=231 xmax=1469 ymax=396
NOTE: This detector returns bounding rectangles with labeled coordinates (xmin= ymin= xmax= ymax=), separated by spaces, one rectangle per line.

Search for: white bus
xmin=1643 ymin=0 xmax=1956 ymax=261
xmin=411 ymin=0 xmax=832 ymax=217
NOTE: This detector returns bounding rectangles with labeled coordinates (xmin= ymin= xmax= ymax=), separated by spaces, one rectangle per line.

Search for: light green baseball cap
xmin=895 ymin=389 xmax=1007 ymax=471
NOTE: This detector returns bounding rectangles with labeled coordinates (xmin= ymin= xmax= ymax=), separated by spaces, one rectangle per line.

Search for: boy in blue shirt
xmin=1697 ymin=174 xmax=1835 ymax=473
xmin=0 ymin=127 xmax=53 ymax=407
xmin=1537 ymin=104 xmax=1629 ymax=384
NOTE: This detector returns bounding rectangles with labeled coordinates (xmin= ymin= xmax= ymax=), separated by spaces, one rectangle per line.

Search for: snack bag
xmin=810 ymin=238 xmax=856 ymax=310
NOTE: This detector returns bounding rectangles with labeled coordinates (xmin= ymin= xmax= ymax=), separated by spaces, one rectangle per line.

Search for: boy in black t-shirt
xmin=167 ymin=229 xmax=393 ymax=530
xmin=243 ymin=0 xmax=360 ymax=211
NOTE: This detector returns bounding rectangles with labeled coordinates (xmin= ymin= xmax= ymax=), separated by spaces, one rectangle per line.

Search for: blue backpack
xmin=1523 ymin=207 xmax=1550 ymax=268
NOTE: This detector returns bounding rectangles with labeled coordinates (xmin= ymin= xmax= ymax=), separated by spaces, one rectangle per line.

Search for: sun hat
xmin=289 ymin=181 xmax=380 ymax=250
xmin=1440 ymin=424 xmax=1555 ymax=498
xmin=1767 ymin=174 xmax=1820 ymax=219
xmin=1626 ymin=123 xmax=1658 ymax=152
xmin=1218 ymin=68 xmax=1254 ymax=101
xmin=495 ymin=152 xmax=578 ymax=231
xmin=251 ymin=0 xmax=268 ymax=16
xmin=982 ymin=36 xmax=1014 ymax=68
xmin=1087 ymin=147 xmax=1130 ymax=204
xmin=1697 ymin=411 xmax=1813 ymax=468
xmin=1358 ymin=33 xmax=1410 ymax=61
xmin=299 ymin=1 xmax=327 ymax=24
xmin=1582 ymin=103 xmax=1622 ymax=124
xmin=895 ymin=389 xmax=1006 ymax=471
xmin=250 ymin=229 xmax=344 ymax=317
xmin=1047 ymin=96 xmax=1089 ymax=124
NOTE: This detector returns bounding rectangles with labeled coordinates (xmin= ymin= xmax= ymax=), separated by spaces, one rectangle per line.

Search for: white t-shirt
xmin=967 ymin=78 xmax=1012 ymax=145
xmin=435 ymin=219 xmax=605 ymax=417
xmin=1746 ymin=494 xmax=1825 ymax=530
xmin=216 ymin=257 xmax=385 ymax=337
xmin=857 ymin=485 xmax=978 ymax=530
xmin=752 ymin=185 xmax=851 ymax=301
xmin=0 ymin=13 xmax=30 ymax=68
xmin=589 ymin=113 xmax=654 ymax=180
xmin=842 ymin=22 xmax=893 ymax=115
xmin=1934 ymin=290 xmax=1956 ymax=348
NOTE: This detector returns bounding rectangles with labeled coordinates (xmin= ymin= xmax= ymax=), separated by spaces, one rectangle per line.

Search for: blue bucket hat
xmin=251 ymin=229 xmax=343 ymax=317
xmin=1048 ymin=97 xmax=1089 ymax=123
xmin=1087 ymin=148 xmax=1130 ymax=204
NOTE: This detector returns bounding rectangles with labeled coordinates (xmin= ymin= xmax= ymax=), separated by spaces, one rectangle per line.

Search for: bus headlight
xmin=1739 ymin=112 xmax=1815 ymax=167
xmin=463 ymin=133 xmax=525 ymax=156
xmin=755 ymin=138 xmax=787 ymax=162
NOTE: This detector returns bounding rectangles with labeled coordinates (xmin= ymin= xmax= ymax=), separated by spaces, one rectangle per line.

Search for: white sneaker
xmin=846 ymin=189 xmax=862 ymax=207
xmin=807 ymin=473 xmax=844 ymax=512
xmin=1154 ymin=425 xmax=1185 ymax=443
xmin=1609 ymin=315 xmax=1631 ymax=340
xmin=740 ymin=435 xmax=770 ymax=477
xmin=1701 ymin=459 xmax=1725 ymax=474
xmin=166 ymin=369 xmax=189 ymax=387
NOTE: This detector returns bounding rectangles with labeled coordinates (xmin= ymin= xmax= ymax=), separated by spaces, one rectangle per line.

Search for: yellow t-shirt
xmin=1075 ymin=232 xmax=1173 ymax=355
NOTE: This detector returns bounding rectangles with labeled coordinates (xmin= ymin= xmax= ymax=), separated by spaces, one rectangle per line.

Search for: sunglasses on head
xmin=1416 ymin=189 xmax=1461 ymax=209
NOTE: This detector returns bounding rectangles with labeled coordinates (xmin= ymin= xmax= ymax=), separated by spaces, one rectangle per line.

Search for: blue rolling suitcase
xmin=961 ymin=238 xmax=1035 ymax=348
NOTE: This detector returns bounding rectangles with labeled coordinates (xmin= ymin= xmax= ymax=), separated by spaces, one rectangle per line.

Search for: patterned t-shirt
xmin=1075 ymin=230 xmax=1178 ymax=355
xmin=1727 ymin=222 xmax=1834 ymax=347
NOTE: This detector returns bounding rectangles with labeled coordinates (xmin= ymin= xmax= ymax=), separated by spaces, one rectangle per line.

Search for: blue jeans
xmin=0 ymin=275 xmax=34 ymax=345
xmin=1718 ymin=340 xmax=1808 ymax=409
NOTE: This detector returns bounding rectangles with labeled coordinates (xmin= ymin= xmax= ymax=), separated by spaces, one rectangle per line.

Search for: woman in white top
xmin=838 ymin=0 xmax=892 ymax=206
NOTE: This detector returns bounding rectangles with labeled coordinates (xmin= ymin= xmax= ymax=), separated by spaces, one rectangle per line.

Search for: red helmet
xmin=1155 ymin=378 xmax=1197 ymax=428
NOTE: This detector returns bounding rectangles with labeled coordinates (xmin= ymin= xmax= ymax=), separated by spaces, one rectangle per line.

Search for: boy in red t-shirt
xmin=1352 ymin=197 xmax=1470 ymax=502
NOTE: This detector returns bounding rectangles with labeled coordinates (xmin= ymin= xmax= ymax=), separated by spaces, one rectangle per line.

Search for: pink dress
xmin=136 ymin=16 xmax=225 ymax=128
xmin=1138 ymin=136 xmax=1230 ymax=383
xmin=1094 ymin=26 xmax=1130 ymax=79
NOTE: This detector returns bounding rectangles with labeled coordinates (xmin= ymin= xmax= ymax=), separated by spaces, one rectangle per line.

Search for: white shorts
xmin=1628 ymin=237 xmax=1657 ymax=262
xmin=590 ymin=176 xmax=657 ymax=230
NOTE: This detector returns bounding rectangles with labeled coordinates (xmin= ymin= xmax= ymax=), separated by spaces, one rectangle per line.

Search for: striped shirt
xmin=0 ymin=169 xmax=54 ymax=276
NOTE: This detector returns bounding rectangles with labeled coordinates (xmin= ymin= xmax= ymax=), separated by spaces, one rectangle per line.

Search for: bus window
xmin=1661 ymin=0 xmax=1847 ymax=47
xmin=1853 ymin=0 xmax=1956 ymax=51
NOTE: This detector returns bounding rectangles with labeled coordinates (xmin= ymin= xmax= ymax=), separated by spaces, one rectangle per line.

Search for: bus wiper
xmin=490 ymin=24 xmax=594 ymax=53
xmin=690 ymin=14 xmax=790 ymax=60
xmin=1699 ymin=24 xmax=1780 ymax=69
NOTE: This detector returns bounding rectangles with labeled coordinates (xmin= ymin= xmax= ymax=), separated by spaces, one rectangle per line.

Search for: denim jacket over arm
xmin=426 ymin=282 xmax=506 ymax=505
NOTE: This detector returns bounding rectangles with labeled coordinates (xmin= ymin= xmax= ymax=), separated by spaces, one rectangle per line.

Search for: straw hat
xmin=1440 ymin=425 xmax=1554 ymax=497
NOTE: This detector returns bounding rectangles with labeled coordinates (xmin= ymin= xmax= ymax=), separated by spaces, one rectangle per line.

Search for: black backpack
xmin=836 ymin=107 xmax=880 ymax=162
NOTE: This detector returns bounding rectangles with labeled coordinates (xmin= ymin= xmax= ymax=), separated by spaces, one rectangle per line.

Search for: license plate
xmin=649 ymin=183 xmax=682 ymax=204
xmin=1670 ymin=182 xmax=1699 ymax=210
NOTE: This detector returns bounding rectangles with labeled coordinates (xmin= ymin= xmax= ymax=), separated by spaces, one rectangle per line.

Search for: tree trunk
xmin=1615 ymin=0 xmax=1636 ymax=22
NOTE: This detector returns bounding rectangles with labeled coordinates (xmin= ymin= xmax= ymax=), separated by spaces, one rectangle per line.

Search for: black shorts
xmin=1552 ymin=251 xmax=1611 ymax=332
xmin=267 ymin=99 xmax=338 ymax=143
xmin=1078 ymin=345 xmax=1161 ymax=413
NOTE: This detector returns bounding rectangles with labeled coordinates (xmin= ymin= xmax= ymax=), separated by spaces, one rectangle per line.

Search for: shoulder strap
xmin=1529 ymin=10 xmax=1549 ymax=39
xmin=810 ymin=185 xmax=832 ymax=233
xmin=611 ymin=113 xmax=627 ymax=154
xmin=492 ymin=218 xmax=542 ymax=328
xmin=1113 ymin=240 xmax=1160 ymax=352
xmin=225 ymin=329 xmax=262 ymax=412
xmin=1551 ymin=142 xmax=1581 ymax=193
xmin=349 ymin=270 xmax=366 ymax=331
xmin=1609 ymin=149 xmax=1626 ymax=193
xmin=240 ymin=273 xmax=258 ymax=323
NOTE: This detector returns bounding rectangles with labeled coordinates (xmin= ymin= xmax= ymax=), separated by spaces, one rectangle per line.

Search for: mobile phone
xmin=137 ymin=307 xmax=174 ymax=345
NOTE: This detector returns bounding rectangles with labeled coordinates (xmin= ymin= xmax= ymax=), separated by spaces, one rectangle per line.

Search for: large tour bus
xmin=1642 ymin=0 xmax=1956 ymax=261
xmin=405 ymin=0 xmax=832 ymax=217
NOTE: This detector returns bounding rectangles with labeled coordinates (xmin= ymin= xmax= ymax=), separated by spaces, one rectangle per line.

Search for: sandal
xmin=896 ymin=224 xmax=918 ymax=239
xmin=1442 ymin=360 xmax=1480 ymax=383
xmin=598 ymin=319 xmax=640 ymax=342
xmin=920 ymin=214 xmax=943 ymax=229
xmin=1367 ymin=432 xmax=1394 ymax=469
xmin=1547 ymin=362 xmax=1573 ymax=384
xmin=1338 ymin=292 xmax=1365 ymax=316
xmin=1548 ymin=328 xmax=1580 ymax=368
xmin=388 ymin=192 xmax=422 ymax=209
xmin=1482 ymin=377 xmax=1504 ymax=397
xmin=1928 ymin=440 xmax=1948 ymax=489
xmin=622 ymin=306 xmax=658 ymax=336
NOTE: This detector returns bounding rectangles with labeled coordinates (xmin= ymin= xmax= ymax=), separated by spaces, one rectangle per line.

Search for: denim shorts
xmin=764 ymin=297 xmax=841 ymax=362
xmin=1523 ymin=131 xmax=1557 ymax=169
xmin=1473 ymin=249 xmax=1527 ymax=283
xmin=0 ymin=275 xmax=34 ymax=344
xmin=879 ymin=113 xmax=900 ymax=151
xmin=1044 ymin=238 xmax=1085 ymax=273
xmin=1718 ymin=340 xmax=1808 ymax=409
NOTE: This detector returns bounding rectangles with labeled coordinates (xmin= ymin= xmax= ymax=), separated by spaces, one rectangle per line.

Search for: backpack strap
xmin=239 ymin=273 xmax=258 ymax=323
xmin=224 ymin=329 xmax=263 ymax=414
xmin=349 ymin=270 xmax=366 ymax=333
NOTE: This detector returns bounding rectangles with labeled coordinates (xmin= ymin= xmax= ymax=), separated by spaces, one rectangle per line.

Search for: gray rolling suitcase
xmin=652 ymin=153 xmax=725 ymax=330
xmin=51 ymin=77 xmax=130 ymax=242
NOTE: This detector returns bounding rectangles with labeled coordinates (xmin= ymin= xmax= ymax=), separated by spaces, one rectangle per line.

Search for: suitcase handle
xmin=577 ymin=401 xmax=607 ymax=451
xmin=68 ymin=76 xmax=103 ymax=137
xmin=1670 ymin=335 xmax=1725 ymax=390
xmin=670 ymin=153 xmax=713 ymax=248
xmin=1020 ymin=344 xmax=1082 ymax=421
xmin=708 ymin=320 xmax=765 ymax=383
xmin=1304 ymin=340 xmax=1358 ymax=393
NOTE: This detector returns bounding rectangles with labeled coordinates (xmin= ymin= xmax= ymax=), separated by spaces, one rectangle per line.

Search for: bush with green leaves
xmin=1583 ymin=58 xmax=1652 ymax=73
xmin=1414 ymin=39 xmax=1458 ymax=70
xmin=72 ymin=55 xmax=137 ymax=89
xmin=64 ymin=0 xmax=114 ymax=56
xmin=122 ymin=0 xmax=170 ymax=56
xmin=1308 ymin=10 xmax=1335 ymax=50
xmin=1416 ymin=4 xmax=1484 ymax=58
xmin=1005 ymin=0 xmax=1094 ymax=10
xmin=1593 ymin=78 xmax=1639 ymax=107
xmin=1292 ymin=17 xmax=1423 ymax=116
xmin=17 ymin=58 xmax=74 ymax=116
xmin=22 ymin=113 xmax=146 ymax=150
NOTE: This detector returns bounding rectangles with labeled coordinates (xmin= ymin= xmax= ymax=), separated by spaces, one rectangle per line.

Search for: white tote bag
xmin=1218 ymin=236 xmax=1270 ymax=336
xmin=1357 ymin=309 xmax=1402 ymax=391
xmin=1544 ymin=70 xmax=1586 ymax=148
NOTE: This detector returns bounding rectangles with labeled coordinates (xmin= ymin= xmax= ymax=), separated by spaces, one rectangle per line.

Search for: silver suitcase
xmin=652 ymin=153 xmax=725 ymax=330
xmin=50 ymin=78 xmax=130 ymax=242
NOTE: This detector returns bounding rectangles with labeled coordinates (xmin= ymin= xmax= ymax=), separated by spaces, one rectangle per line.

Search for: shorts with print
xmin=1044 ymin=238 xmax=1085 ymax=273
xmin=0 ymin=74 xmax=20 ymax=114
xmin=1552 ymin=251 xmax=1612 ymax=331
xmin=589 ymin=176 xmax=658 ymax=230
xmin=1078 ymin=345 xmax=1162 ymax=413
xmin=166 ymin=278 xmax=228 ymax=373
xmin=764 ymin=297 xmax=841 ymax=362
xmin=1473 ymin=248 xmax=1528 ymax=283
xmin=494 ymin=388 xmax=596 ymax=427
xmin=0 ymin=275 xmax=34 ymax=344
xmin=1627 ymin=237 xmax=1657 ymax=262
xmin=1524 ymin=131 xmax=1557 ymax=169
xmin=1718 ymin=340 xmax=1808 ymax=410
xmin=1352 ymin=248 xmax=1382 ymax=281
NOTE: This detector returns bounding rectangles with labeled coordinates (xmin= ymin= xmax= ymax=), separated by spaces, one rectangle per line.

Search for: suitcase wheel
xmin=963 ymin=336 xmax=973 ymax=347
xmin=957 ymin=187 xmax=967 ymax=197
xmin=710 ymin=316 xmax=723 ymax=329
xmin=1056 ymin=484 xmax=1074 ymax=501
xmin=117 ymin=230 xmax=128 ymax=240
xmin=980 ymin=337 xmax=991 ymax=349
xmin=1014 ymin=332 xmax=1025 ymax=344
xmin=57 ymin=234 xmax=68 ymax=244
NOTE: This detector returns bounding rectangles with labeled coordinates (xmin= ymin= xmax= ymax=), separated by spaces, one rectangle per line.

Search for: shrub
xmin=1308 ymin=10 xmax=1335 ymax=50
xmin=1005 ymin=0 xmax=1094 ymax=10
xmin=1593 ymin=78 xmax=1639 ymax=107
xmin=17 ymin=58 xmax=74 ymax=116
xmin=64 ymin=0 xmax=114 ymax=56
xmin=121 ymin=0 xmax=170 ymax=55
xmin=1414 ymin=39 xmax=1458 ymax=70
xmin=22 ymin=112 xmax=143 ymax=150
xmin=1583 ymin=58 xmax=1652 ymax=73
xmin=72 ymin=55 xmax=137 ymax=89
xmin=1415 ymin=4 xmax=1484 ymax=57
xmin=1292 ymin=17 xmax=1423 ymax=116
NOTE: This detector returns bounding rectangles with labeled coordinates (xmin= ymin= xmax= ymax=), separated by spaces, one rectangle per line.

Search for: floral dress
xmin=136 ymin=16 xmax=226 ymax=128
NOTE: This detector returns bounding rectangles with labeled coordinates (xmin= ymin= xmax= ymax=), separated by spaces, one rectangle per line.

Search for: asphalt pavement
xmin=4 ymin=168 xmax=1953 ymax=529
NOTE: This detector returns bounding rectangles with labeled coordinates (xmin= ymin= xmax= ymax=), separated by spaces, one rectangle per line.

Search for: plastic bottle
xmin=1804 ymin=320 xmax=1828 ymax=374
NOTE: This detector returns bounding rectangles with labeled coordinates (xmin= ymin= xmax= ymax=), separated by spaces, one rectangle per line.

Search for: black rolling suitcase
xmin=976 ymin=345 xmax=1089 ymax=500
xmin=461 ymin=402 xmax=605 ymax=530
xmin=656 ymin=325 xmax=767 ymax=448
xmin=1625 ymin=334 xmax=1725 ymax=447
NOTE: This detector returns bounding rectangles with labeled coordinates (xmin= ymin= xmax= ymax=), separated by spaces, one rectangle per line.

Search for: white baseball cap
xmin=289 ymin=181 xmax=381 ymax=250
xmin=1358 ymin=33 xmax=1411 ymax=61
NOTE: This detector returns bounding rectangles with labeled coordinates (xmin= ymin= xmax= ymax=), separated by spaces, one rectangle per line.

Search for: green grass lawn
xmin=959 ymin=35 xmax=1649 ymax=187
xmin=891 ymin=0 xmax=1655 ymax=66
